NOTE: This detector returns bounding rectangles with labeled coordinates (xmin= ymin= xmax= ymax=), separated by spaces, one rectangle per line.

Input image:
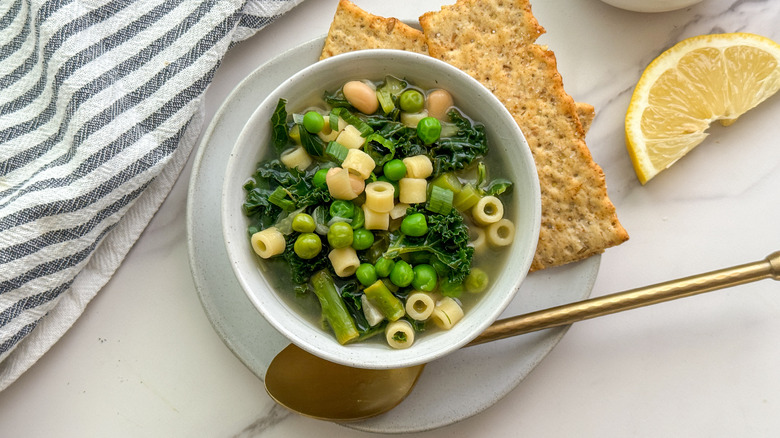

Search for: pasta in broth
xmin=241 ymin=75 xmax=517 ymax=349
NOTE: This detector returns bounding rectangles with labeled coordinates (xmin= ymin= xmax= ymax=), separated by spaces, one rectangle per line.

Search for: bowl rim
xmin=221 ymin=49 xmax=541 ymax=369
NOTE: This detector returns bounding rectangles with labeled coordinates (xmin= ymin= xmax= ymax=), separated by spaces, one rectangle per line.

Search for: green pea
xmin=351 ymin=228 xmax=374 ymax=250
xmin=294 ymin=233 xmax=322 ymax=259
xmin=399 ymin=89 xmax=425 ymax=113
xmin=329 ymin=200 xmax=355 ymax=219
xmin=389 ymin=260 xmax=414 ymax=287
xmin=291 ymin=213 xmax=316 ymax=233
xmin=374 ymin=257 xmax=395 ymax=278
xmin=303 ymin=111 xmax=324 ymax=133
xmin=382 ymin=159 xmax=407 ymax=181
xmin=465 ymin=267 xmax=489 ymax=293
xmin=412 ymin=264 xmax=438 ymax=292
xmin=313 ymin=168 xmax=329 ymax=189
xmin=400 ymin=213 xmax=428 ymax=237
xmin=356 ymin=263 xmax=378 ymax=287
xmin=416 ymin=116 xmax=442 ymax=145
xmin=327 ymin=222 xmax=353 ymax=249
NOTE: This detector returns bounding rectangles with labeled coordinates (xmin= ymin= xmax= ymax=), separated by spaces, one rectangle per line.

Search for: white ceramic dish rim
xmin=220 ymin=49 xmax=542 ymax=370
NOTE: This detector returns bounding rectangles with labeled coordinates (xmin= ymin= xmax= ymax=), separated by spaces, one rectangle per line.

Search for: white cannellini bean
xmin=426 ymin=89 xmax=454 ymax=120
xmin=343 ymin=81 xmax=379 ymax=114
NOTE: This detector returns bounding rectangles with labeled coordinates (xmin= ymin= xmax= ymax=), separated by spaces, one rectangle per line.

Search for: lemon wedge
xmin=625 ymin=33 xmax=780 ymax=184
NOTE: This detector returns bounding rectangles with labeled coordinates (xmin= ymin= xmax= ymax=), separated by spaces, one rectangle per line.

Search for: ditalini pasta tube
xmin=328 ymin=247 xmax=360 ymax=277
xmin=399 ymin=178 xmax=427 ymax=204
xmin=362 ymin=204 xmax=390 ymax=230
xmin=326 ymin=167 xmax=358 ymax=200
xmin=341 ymin=148 xmax=375 ymax=179
xmin=402 ymin=155 xmax=433 ymax=178
xmin=405 ymin=291 xmax=435 ymax=321
xmin=364 ymin=181 xmax=395 ymax=213
xmin=280 ymin=146 xmax=312 ymax=171
xmin=431 ymin=297 xmax=464 ymax=329
xmin=385 ymin=319 xmax=415 ymax=349
xmin=250 ymin=227 xmax=285 ymax=259
xmin=335 ymin=124 xmax=365 ymax=149
xmin=486 ymin=218 xmax=515 ymax=247
xmin=472 ymin=195 xmax=504 ymax=226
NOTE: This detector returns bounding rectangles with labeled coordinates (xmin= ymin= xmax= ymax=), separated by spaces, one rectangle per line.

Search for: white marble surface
xmin=1 ymin=0 xmax=779 ymax=436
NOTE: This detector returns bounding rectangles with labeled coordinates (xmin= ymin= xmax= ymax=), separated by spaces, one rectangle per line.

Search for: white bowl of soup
xmin=222 ymin=49 xmax=541 ymax=369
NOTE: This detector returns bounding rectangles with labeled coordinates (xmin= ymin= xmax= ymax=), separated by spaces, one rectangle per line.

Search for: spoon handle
xmin=467 ymin=251 xmax=780 ymax=347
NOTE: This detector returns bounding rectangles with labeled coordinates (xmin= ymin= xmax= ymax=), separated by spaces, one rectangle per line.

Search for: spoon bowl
xmin=266 ymin=345 xmax=424 ymax=421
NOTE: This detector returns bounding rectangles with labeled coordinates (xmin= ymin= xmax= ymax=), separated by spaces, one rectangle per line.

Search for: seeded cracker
xmin=420 ymin=0 xmax=627 ymax=271
xmin=320 ymin=0 xmax=428 ymax=60
xmin=576 ymin=102 xmax=595 ymax=134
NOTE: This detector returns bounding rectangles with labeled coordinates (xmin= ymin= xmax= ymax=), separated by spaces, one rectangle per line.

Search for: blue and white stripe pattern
xmin=0 ymin=0 xmax=303 ymax=386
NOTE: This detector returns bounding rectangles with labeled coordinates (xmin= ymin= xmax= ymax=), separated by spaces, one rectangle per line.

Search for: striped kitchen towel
xmin=0 ymin=0 xmax=304 ymax=390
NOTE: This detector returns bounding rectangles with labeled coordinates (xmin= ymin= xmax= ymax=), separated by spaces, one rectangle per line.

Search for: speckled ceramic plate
xmin=186 ymin=37 xmax=599 ymax=434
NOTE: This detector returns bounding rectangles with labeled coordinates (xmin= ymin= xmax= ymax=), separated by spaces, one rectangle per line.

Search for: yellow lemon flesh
xmin=625 ymin=33 xmax=780 ymax=184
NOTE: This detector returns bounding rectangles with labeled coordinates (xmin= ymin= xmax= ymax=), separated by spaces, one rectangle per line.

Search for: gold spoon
xmin=265 ymin=251 xmax=780 ymax=422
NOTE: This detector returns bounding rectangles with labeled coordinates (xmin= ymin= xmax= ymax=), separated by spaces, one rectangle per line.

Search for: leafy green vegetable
xmin=331 ymin=107 xmax=374 ymax=136
xmin=363 ymin=133 xmax=395 ymax=167
xmin=298 ymin=123 xmax=326 ymax=157
xmin=476 ymin=162 xmax=487 ymax=188
xmin=371 ymin=121 xmax=427 ymax=159
xmin=323 ymin=89 xmax=351 ymax=108
xmin=271 ymin=99 xmax=289 ymax=153
xmin=243 ymin=160 xmax=331 ymax=231
xmin=392 ymin=332 xmax=407 ymax=342
xmin=476 ymin=162 xmax=514 ymax=196
xmin=483 ymin=178 xmax=513 ymax=196
xmin=384 ymin=207 xmax=473 ymax=283
xmin=364 ymin=109 xmax=486 ymax=170
xmin=430 ymin=109 xmax=488 ymax=175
